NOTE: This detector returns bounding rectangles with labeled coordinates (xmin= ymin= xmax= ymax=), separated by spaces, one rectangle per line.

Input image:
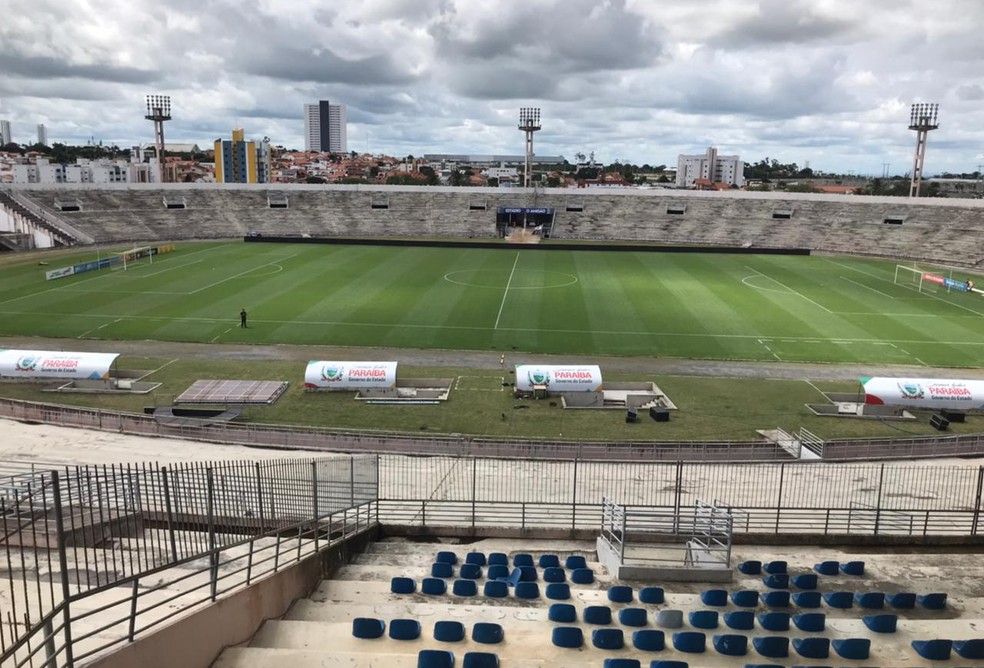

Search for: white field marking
xmin=190 ymin=253 xmax=299 ymax=295
xmin=444 ymin=269 xmax=577 ymax=290
xmin=831 ymin=311 xmax=977 ymax=317
xmin=741 ymin=275 xmax=789 ymax=293
xmin=744 ymin=265 xmax=832 ymax=313
xmin=757 ymin=338 xmax=782 ymax=361
xmin=494 ymin=252 xmax=521 ymax=330
xmin=58 ymin=289 xmax=188 ymax=296
xmin=454 ymin=375 xmax=507 ymax=391
xmin=147 ymin=359 xmax=179 ymax=375
xmin=828 ymin=258 xmax=957 ymax=302
xmin=839 ymin=275 xmax=896 ymax=299
xmin=803 ymin=379 xmax=829 ymax=399
xmin=210 ymin=327 xmax=235 ymax=343
xmin=141 ymin=259 xmax=203 ymax=278
xmin=77 ymin=318 xmax=121 ymax=339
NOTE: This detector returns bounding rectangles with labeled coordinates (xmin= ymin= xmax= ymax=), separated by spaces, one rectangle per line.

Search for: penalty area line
xmin=210 ymin=327 xmax=235 ymax=343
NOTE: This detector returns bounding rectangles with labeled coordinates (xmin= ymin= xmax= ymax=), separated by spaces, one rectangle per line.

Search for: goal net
xmin=894 ymin=263 xmax=976 ymax=294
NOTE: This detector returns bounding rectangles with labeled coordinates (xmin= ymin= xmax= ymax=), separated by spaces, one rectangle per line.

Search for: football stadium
xmin=2 ymin=184 xmax=984 ymax=668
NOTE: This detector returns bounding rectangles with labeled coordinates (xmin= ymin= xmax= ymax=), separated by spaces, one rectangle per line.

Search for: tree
xmin=304 ymin=176 xmax=326 ymax=184
xmin=487 ymin=177 xmax=499 ymax=187
xmin=448 ymin=167 xmax=468 ymax=187
xmin=418 ymin=165 xmax=439 ymax=185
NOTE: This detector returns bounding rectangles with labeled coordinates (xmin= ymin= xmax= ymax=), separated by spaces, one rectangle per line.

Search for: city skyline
xmin=1 ymin=1 xmax=983 ymax=175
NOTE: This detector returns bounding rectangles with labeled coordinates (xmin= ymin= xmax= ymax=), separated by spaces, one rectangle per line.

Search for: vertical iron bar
xmin=673 ymin=461 xmax=682 ymax=534
xmin=571 ymin=457 xmax=578 ymax=530
xmin=161 ymin=467 xmax=178 ymax=562
xmin=471 ymin=458 xmax=477 ymax=530
xmin=874 ymin=463 xmax=886 ymax=535
xmin=972 ymin=466 xmax=984 ymax=536
xmin=127 ymin=579 xmax=139 ymax=641
xmin=207 ymin=467 xmax=217 ymax=602
xmin=42 ymin=616 xmax=56 ymax=668
xmin=774 ymin=463 xmax=785 ymax=534
xmin=51 ymin=471 xmax=75 ymax=668
xmin=312 ymin=461 xmax=319 ymax=553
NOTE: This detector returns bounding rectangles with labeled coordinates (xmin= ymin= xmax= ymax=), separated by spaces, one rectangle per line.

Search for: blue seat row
xmin=433 ymin=551 xmax=588 ymax=570
xmin=417 ymin=649 xmax=499 ymax=668
xmin=695 ymin=586 xmax=946 ymax=611
xmin=354 ymin=618 xmax=503 ymax=644
xmin=739 ymin=559 xmax=865 ymax=577
xmin=395 ymin=576 xmax=579 ymax=599
xmin=912 ymin=638 xmax=984 ymax=660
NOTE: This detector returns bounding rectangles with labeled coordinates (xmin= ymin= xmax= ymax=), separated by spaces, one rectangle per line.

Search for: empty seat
xmin=571 ymin=568 xmax=594 ymax=584
xmin=791 ymin=591 xmax=820 ymax=608
xmin=609 ymin=585 xmax=634 ymax=603
xmin=603 ymin=659 xmax=640 ymax=668
xmin=762 ymin=574 xmax=789 ymax=589
xmin=757 ymin=611 xmax=790 ymax=632
xmin=656 ymin=609 xmax=684 ymax=628
xmin=518 ymin=566 xmax=538 ymax=582
xmin=632 ymin=629 xmax=665 ymax=651
xmin=688 ymin=610 xmax=719 ymax=629
xmin=513 ymin=553 xmax=534 ymax=567
xmin=432 ymin=562 xmax=454 ymax=578
xmin=434 ymin=620 xmax=466 ymax=643
xmin=742 ymin=665 xmax=781 ymax=668
xmin=584 ymin=605 xmax=613 ymax=625
xmin=752 ymin=636 xmax=789 ymax=658
xmin=832 ymin=638 xmax=870 ymax=660
xmin=548 ymin=603 xmax=577 ymax=623
xmin=840 ymin=560 xmax=865 ymax=576
xmin=459 ymin=563 xmax=482 ymax=580
xmin=483 ymin=580 xmax=508 ymax=598
xmin=514 ymin=582 xmax=539 ymax=599
xmin=452 ymin=579 xmax=478 ymax=597
xmin=391 ymin=577 xmax=416 ymax=594
xmin=352 ymin=617 xmax=385 ymax=639
xmin=792 ymin=636 xmax=830 ymax=659
xmin=887 ymin=591 xmax=917 ymax=609
xmin=712 ymin=633 xmax=748 ymax=656
xmin=763 ymin=561 xmax=787 ymax=574
xmin=855 ymin=592 xmax=885 ymax=609
xmin=650 ymin=662 xmax=689 ymax=668
xmin=422 ymin=578 xmax=447 ymax=595
xmin=730 ymin=590 xmax=759 ymax=607
xmin=472 ymin=622 xmax=503 ymax=644
xmin=919 ymin=592 xmax=948 ymax=610
xmin=619 ymin=607 xmax=649 ymax=627
xmin=791 ymin=574 xmax=817 ymax=590
xmin=551 ymin=626 xmax=584 ymax=648
xmin=814 ymin=560 xmax=839 ymax=575
xmin=822 ymin=591 xmax=853 ymax=609
xmin=436 ymin=551 xmax=458 ymax=565
xmin=543 ymin=567 xmax=566 ymax=583
xmin=503 ymin=568 xmax=522 ymax=587
xmin=486 ymin=564 xmax=509 ymax=581
xmin=465 ymin=552 xmax=486 ymax=566
xmin=462 ymin=652 xmax=498 ymax=668
xmin=911 ymin=639 xmax=952 ymax=661
xmin=389 ymin=619 xmax=422 ymax=640
xmin=792 ymin=612 xmax=826 ymax=632
xmin=738 ymin=560 xmax=762 ymax=575
xmin=672 ymin=631 xmax=706 ymax=653
xmin=565 ymin=555 xmax=587 ymax=569
xmin=639 ymin=586 xmax=665 ymax=604
xmin=488 ymin=552 xmax=508 ymax=566
xmin=592 ymin=628 xmax=625 ymax=650
xmin=538 ymin=554 xmax=560 ymax=568
xmin=545 ymin=583 xmax=570 ymax=600
xmin=762 ymin=590 xmax=791 ymax=607
xmin=863 ymin=613 xmax=897 ymax=633
xmin=723 ymin=610 xmax=754 ymax=630
xmin=417 ymin=649 xmax=454 ymax=668
xmin=954 ymin=639 xmax=984 ymax=660
xmin=700 ymin=589 xmax=728 ymax=606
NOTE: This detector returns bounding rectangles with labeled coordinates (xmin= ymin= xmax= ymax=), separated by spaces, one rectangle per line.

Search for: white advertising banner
xmin=861 ymin=376 xmax=984 ymax=411
xmin=0 ymin=350 xmax=119 ymax=380
xmin=514 ymin=364 xmax=603 ymax=393
xmin=304 ymin=361 xmax=398 ymax=390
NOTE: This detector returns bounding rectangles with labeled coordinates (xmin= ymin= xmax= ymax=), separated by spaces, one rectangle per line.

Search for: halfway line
xmin=494 ymin=253 xmax=521 ymax=330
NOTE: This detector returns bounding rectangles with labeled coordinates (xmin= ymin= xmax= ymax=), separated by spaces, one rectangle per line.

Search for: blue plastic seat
xmin=352 ymin=617 xmax=385 ymax=639
xmin=700 ymin=589 xmax=728 ymax=606
xmin=822 ymin=591 xmax=853 ymax=609
xmin=462 ymin=652 xmax=498 ymax=668
xmin=452 ymin=579 xmax=477 ymax=597
xmin=391 ymin=576 xmax=416 ymax=594
xmin=887 ymin=591 xmax=916 ymax=609
xmin=855 ymin=592 xmax=885 ymax=609
xmin=571 ymin=568 xmax=594 ymax=584
xmin=792 ymin=636 xmax=830 ymax=659
xmin=513 ymin=553 xmax=534 ymax=567
xmin=565 ymin=555 xmax=587 ymax=569
xmin=542 ymin=567 xmax=566 ymax=583
xmin=538 ymin=554 xmax=560 ymax=568
xmin=730 ymin=590 xmax=759 ymax=607
xmin=791 ymin=591 xmax=820 ymax=608
xmin=548 ymin=603 xmax=577 ymax=623
xmin=655 ymin=609 xmax=683 ymax=628
xmin=459 ymin=563 xmax=482 ymax=580
xmin=688 ymin=610 xmax=719 ymax=629
xmin=503 ymin=568 xmax=522 ymax=587
xmin=483 ymin=580 xmax=508 ymax=598
xmin=912 ymin=639 xmax=952 ymax=661
xmin=436 ymin=551 xmax=458 ymax=565
xmin=514 ymin=581 xmax=539 ymax=599
xmin=763 ymin=561 xmax=787 ymax=574
xmin=431 ymin=562 xmax=454 ymax=578
xmin=757 ymin=611 xmax=790 ymax=632
xmin=862 ymin=613 xmax=897 ymax=633
xmin=609 ymin=585 xmax=634 ymax=603
xmin=762 ymin=573 xmax=789 ymax=589
xmin=551 ymin=626 xmax=584 ymax=648
xmin=584 ymin=605 xmax=613 ymax=625
xmin=545 ymin=582 xmax=570 ymax=600
xmin=723 ymin=610 xmax=754 ymax=630
xmin=919 ymin=592 xmax=948 ymax=610
xmin=632 ymin=629 xmax=665 ymax=651
xmin=472 ymin=622 xmax=503 ymax=644
xmin=752 ymin=636 xmax=789 ymax=658
xmin=422 ymin=577 xmax=447 ymax=595
xmin=791 ymin=574 xmax=817 ymax=590
xmin=814 ymin=560 xmax=839 ymax=575
xmin=488 ymin=552 xmax=508 ymax=566
xmin=792 ymin=612 xmax=825 ymax=632
xmin=619 ymin=607 xmax=648 ymax=627
xmin=672 ymin=631 xmax=706 ymax=653
xmin=639 ymin=586 xmax=665 ymax=604
xmin=465 ymin=552 xmax=486 ymax=566
xmin=417 ymin=649 xmax=454 ymax=668
xmin=518 ymin=565 xmax=537 ymax=582
xmin=712 ymin=633 xmax=748 ymax=656
xmin=840 ymin=560 xmax=865 ymax=576
xmin=762 ymin=590 xmax=791 ymax=607
xmin=603 ymin=659 xmax=639 ymax=668
xmin=389 ymin=618 xmax=422 ymax=640
xmin=832 ymin=637 xmax=870 ymax=660
xmin=486 ymin=564 xmax=509 ymax=580
xmin=650 ymin=662 xmax=689 ymax=668
xmin=742 ymin=665 xmax=781 ymax=668
xmin=592 ymin=628 xmax=625 ymax=650
xmin=738 ymin=560 xmax=762 ymax=575
xmin=954 ymin=638 xmax=984 ymax=660
xmin=434 ymin=620 xmax=466 ymax=643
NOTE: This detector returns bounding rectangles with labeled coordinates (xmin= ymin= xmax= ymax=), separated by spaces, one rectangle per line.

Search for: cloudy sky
xmin=1 ymin=0 xmax=982 ymax=175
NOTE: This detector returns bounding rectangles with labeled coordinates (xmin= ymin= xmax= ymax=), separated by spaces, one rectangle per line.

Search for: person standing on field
xmin=240 ymin=308 xmax=248 ymax=328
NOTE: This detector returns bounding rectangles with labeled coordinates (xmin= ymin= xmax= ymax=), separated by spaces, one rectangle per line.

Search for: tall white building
xmin=676 ymin=147 xmax=744 ymax=188
xmin=303 ymin=101 xmax=347 ymax=153
xmin=37 ymin=124 xmax=48 ymax=146
xmin=0 ymin=120 xmax=11 ymax=145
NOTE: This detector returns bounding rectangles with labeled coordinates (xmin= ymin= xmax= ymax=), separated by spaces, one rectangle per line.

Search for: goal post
xmin=893 ymin=263 xmax=953 ymax=293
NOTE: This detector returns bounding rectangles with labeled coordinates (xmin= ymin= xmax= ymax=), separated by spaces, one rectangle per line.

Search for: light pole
xmin=518 ymin=107 xmax=541 ymax=189
xmin=908 ymin=103 xmax=939 ymax=198
xmin=145 ymin=95 xmax=172 ymax=184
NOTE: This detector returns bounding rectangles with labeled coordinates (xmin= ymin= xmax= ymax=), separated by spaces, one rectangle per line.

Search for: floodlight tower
xmin=518 ymin=107 xmax=541 ymax=189
xmin=145 ymin=95 xmax=172 ymax=183
xmin=908 ymin=102 xmax=939 ymax=198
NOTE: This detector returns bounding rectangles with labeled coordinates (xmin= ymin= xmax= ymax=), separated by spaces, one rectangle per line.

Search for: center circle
xmin=444 ymin=269 xmax=578 ymax=290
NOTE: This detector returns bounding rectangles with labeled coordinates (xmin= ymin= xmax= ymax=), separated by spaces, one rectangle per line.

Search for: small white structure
xmin=862 ymin=377 xmax=984 ymax=411
xmin=304 ymin=361 xmax=397 ymax=390
xmin=0 ymin=350 xmax=119 ymax=380
xmin=514 ymin=365 xmax=603 ymax=393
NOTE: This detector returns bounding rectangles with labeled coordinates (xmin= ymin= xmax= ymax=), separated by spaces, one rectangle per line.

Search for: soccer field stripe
xmin=494 ymin=252 xmax=520 ymax=329
xmin=839 ymin=275 xmax=896 ymax=299
xmin=188 ymin=253 xmax=300 ymax=294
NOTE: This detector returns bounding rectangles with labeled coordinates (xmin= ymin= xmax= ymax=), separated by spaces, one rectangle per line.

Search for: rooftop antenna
xmin=908 ymin=102 xmax=939 ymax=197
xmin=144 ymin=95 xmax=172 ymax=183
xmin=518 ymin=107 xmax=541 ymax=189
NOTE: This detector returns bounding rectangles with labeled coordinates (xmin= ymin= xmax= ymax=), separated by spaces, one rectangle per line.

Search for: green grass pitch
xmin=1 ymin=241 xmax=982 ymax=367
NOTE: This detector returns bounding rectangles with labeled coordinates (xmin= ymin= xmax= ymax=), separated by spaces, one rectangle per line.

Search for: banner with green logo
xmin=304 ymin=361 xmax=398 ymax=389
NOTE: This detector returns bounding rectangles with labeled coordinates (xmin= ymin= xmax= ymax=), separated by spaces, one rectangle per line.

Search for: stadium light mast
xmin=908 ymin=102 xmax=939 ymax=198
xmin=145 ymin=95 xmax=172 ymax=184
xmin=518 ymin=107 xmax=541 ymax=189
